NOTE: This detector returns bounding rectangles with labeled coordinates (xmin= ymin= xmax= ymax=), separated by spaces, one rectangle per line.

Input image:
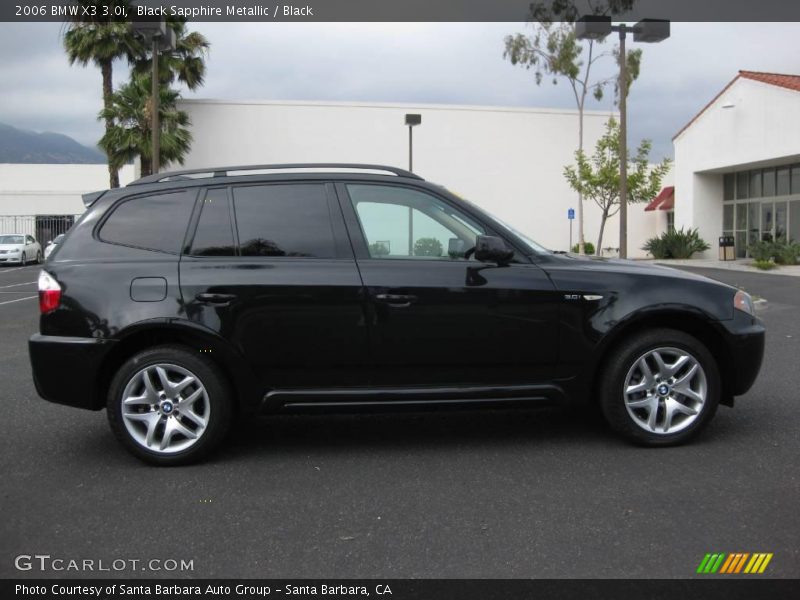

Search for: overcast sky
xmin=1 ymin=21 xmax=798 ymax=161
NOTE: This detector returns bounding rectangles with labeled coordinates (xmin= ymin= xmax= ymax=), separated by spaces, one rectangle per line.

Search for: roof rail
xmin=128 ymin=163 xmax=423 ymax=185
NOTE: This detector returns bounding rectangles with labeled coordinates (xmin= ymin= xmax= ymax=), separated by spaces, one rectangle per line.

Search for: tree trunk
xmin=577 ymin=105 xmax=585 ymax=255
xmin=596 ymin=210 xmax=608 ymax=256
xmin=140 ymin=156 xmax=152 ymax=178
xmin=100 ymin=60 xmax=120 ymax=189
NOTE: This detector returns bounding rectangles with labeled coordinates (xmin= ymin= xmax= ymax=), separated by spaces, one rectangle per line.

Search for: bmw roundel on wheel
xmin=28 ymin=164 xmax=766 ymax=465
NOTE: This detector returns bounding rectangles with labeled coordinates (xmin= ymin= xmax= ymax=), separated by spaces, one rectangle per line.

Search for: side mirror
xmin=474 ymin=235 xmax=514 ymax=264
xmin=46 ymin=241 xmax=53 ymax=247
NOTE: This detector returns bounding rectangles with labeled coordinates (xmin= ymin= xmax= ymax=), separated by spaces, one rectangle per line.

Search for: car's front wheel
xmin=107 ymin=345 xmax=233 ymax=465
xmin=599 ymin=329 xmax=720 ymax=446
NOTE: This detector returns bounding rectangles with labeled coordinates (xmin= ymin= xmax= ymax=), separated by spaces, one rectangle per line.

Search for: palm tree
xmin=98 ymin=74 xmax=192 ymax=177
xmin=133 ymin=15 xmax=210 ymax=92
xmin=63 ymin=1 xmax=140 ymax=188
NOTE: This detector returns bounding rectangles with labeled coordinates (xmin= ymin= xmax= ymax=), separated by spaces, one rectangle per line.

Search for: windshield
xmin=0 ymin=235 xmax=24 ymax=245
xmin=445 ymin=190 xmax=551 ymax=254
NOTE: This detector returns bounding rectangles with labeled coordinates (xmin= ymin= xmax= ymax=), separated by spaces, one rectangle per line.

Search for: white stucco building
xmin=0 ymin=163 xmax=135 ymax=243
xmin=674 ymin=71 xmax=800 ymax=258
xmin=175 ymin=99 xmax=660 ymax=257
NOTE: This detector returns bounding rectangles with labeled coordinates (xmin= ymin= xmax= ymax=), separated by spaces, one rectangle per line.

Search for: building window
xmin=777 ymin=167 xmax=791 ymax=195
xmin=792 ymin=165 xmax=800 ymax=195
xmin=666 ymin=211 xmax=675 ymax=232
xmin=723 ymin=173 xmax=735 ymax=201
xmin=736 ymin=172 xmax=749 ymax=199
xmin=762 ymin=168 xmax=776 ymax=197
xmin=749 ymin=170 xmax=762 ymax=199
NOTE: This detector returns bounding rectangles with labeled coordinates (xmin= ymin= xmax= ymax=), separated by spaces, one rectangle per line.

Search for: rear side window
xmin=190 ymin=188 xmax=235 ymax=256
xmin=100 ymin=190 xmax=194 ymax=254
xmin=232 ymin=184 xmax=335 ymax=258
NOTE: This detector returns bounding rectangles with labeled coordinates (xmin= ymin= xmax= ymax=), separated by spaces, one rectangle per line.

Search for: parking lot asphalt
xmin=0 ymin=263 xmax=798 ymax=579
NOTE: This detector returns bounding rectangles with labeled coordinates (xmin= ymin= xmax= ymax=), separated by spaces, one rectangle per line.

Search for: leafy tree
xmin=503 ymin=0 xmax=641 ymax=254
xmin=63 ymin=1 xmax=140 ymax=188
xmin=98 ymin=74 xmax=192 ymax=177
xmin=413 ymin=237 xmax=443 ymax=257
xmin=564 ymin=118 xmax=671 ymax=255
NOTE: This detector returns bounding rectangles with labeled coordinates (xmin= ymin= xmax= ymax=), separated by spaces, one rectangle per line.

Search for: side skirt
xmin=261 ymin=384 xmax=567 ymax=414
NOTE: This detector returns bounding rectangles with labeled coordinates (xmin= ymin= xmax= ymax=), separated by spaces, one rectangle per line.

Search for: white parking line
xmin=0 ymin=281 xmax=36 ymax=289
xmin=0 ymin=266 xmax=40 ymax=275
xmin=0 ymin=295 xmax=37 ymax=306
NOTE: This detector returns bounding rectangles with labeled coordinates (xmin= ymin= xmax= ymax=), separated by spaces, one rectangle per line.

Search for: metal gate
xmin=0 ymin=214 xmax=83 ymax=246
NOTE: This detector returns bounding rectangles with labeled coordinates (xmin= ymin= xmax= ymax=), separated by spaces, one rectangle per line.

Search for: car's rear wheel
xmin=107 ymin=345 xmax=232 ymax=465
xmin=599 ymin=329 xmax=720 ymax=446
xmin=36 ymin=250 xmax=42 ymax=264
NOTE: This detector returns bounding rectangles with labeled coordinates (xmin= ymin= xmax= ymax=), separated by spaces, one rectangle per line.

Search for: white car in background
xmin=0 ymin=233 xmax=42 ymax=265
xmin=44 ymin=234 xmax=65 ymax=260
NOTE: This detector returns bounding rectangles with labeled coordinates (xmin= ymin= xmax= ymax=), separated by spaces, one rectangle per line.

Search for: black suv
xmin=29 ymin=164 xmax=765 ymax=465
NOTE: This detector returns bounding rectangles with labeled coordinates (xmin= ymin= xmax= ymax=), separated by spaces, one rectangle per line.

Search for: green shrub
xmin=748 ymin=239 xmax=800 ymax=265
xmin=747 ymin=240 xmax=774 ymax=262
xmin=643 ymin=227 xmax=710 ymax=259
xmin=775 ymin=241 xmax=800 ymax=265
xmin=753 ymin=259 xmax=777 ymax=271
xmin=571 ymin=242 xmax=596 ymax=255
xmin=368 ymin=241 xmax=390 ymax=256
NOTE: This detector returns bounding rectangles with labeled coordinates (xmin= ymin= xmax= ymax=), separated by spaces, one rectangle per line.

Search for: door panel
xmin=179 ymin=183 xmax=368 ymax=391
xmin=337 ymin=182 xmax=560 ymax=387
xmin=356 ymin=260 xmax=559 ymax=386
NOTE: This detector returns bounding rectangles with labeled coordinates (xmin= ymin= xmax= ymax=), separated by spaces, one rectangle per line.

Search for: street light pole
xmin=575 ymin=16 xmax=669 ymax=260
xmin=618 ymin=24 xmax=628 ymax=258
xmin=151 ymin=36 xmax=160 ymax=174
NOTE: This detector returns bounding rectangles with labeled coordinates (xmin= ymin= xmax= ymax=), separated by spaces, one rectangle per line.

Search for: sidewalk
xmin=645 ymin=258 xmax=800 ymax=277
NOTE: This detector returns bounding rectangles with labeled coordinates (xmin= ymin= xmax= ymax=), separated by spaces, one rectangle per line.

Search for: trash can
xmin=718 ymin=236 xmax=735 ymax=261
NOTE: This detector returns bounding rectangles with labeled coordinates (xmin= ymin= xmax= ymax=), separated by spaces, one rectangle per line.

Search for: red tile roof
xmin=645 ymin=186 xmax=674 ymax=212
xmin=673 ymin=71 xmax=800 ymax=140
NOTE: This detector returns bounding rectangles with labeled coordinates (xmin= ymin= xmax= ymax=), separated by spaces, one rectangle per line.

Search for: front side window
xmin=100 ymin=190 xmax=195 ymax=254
xmin=233 ymin=184 xmax=335 ymax=258
xmin=347 ymin=184 xmax=484 ymax=260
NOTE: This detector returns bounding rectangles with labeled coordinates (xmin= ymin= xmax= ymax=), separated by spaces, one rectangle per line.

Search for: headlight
xmin=734 ymin=290 xmax=755 ymax=317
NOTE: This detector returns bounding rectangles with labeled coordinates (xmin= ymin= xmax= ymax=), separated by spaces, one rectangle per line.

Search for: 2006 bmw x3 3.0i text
xmin=28 ymin=164 xmax=765 ymax=465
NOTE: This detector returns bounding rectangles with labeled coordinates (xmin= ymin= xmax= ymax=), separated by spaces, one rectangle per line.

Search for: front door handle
xmin=374 ymin=293 xmax=417 ymax=307
xmin=195 ymin=292 xmax=237 ymax=306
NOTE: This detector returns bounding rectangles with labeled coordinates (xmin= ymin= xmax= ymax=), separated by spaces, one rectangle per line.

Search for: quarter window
xmin=100 ymin=190 xmax=194 ymax=254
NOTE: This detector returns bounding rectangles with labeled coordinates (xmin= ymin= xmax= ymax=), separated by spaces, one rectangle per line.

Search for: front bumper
xmin=29 ymin=333 xmax=117 ymax=410
xmin=0 ymin=255 xmax=23 ymax=263
xmin=721 ymin=311 xmax=766 ymax=397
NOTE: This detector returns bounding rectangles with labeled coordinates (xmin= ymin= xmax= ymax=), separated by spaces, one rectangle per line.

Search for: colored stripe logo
xmin=697 ymin=553 xmax=773 ymax=574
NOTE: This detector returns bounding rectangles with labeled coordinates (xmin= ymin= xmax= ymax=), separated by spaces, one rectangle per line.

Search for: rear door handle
xmin=195 ymin=292 xmax=237 ymax=305
xmin=374 ymin=293 xmax=417 ymax=307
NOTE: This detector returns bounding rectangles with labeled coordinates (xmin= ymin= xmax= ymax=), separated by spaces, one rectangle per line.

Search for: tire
xmin=107 ymin=345 xmax=233 ymax=465
xmin=36 ymin=251 xmax=42 ymax=264
xmin=21 ymin=252 xmax=27 ymax=266
xmin=599 ymin=328 xmax=720 ymax=446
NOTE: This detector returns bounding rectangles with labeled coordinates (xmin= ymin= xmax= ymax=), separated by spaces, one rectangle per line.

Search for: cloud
xmin=1 ymin=21 xmax=798 ymax=159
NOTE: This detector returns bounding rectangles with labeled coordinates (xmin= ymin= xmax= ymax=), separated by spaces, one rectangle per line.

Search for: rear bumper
xmin=29 ymin=333 xmax=116 ymax=410
xmin=721 ymin=312 xmax=766 ymax=397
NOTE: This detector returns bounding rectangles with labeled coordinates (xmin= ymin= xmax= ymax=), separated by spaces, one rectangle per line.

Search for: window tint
xmin=191 ymin=188 xmax=235 ymax=256
xmin=100 ymin=190 xmax=194 ymax=254
xmin=233 ymin=184 xmax=335 ymax=258
xmin=347 ymin=184 xmax=484 ymax=259
xmin=27 ymin=236 xmax=35 ymax=244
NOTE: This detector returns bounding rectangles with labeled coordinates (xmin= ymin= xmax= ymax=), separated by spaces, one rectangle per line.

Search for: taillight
xmin=38 ymin=270 xmax=61 ymax=314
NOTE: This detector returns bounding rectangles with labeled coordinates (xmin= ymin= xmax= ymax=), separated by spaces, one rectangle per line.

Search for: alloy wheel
xmin=623 ymin=347 xmax=707 ymax=435
xmin=120 ymin=363 xmax=211 ymax=454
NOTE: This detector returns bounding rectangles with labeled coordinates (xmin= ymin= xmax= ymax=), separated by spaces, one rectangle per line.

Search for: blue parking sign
xmin=568 ymin=208 xmax=575 ymax=220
